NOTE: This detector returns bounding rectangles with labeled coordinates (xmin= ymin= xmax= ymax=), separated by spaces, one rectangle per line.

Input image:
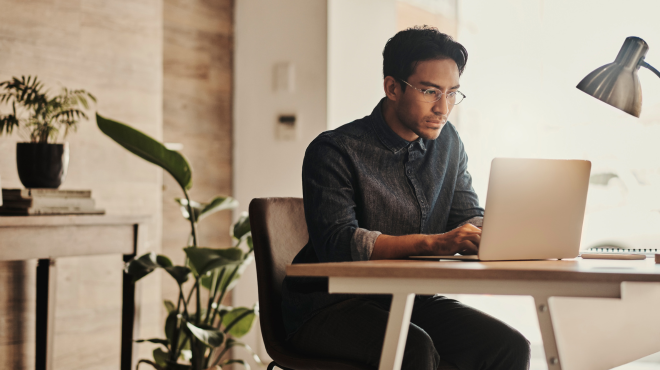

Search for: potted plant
xmin=0 ymin=75 xmax=96 ymax=188
xmin=96 ymin=114 xmax=261 ymax=370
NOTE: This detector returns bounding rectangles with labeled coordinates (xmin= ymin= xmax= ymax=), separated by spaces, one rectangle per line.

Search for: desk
xmin=0 ymin=215 xmax=148 ymax=370
xmin=288 ymin=259 xmax=660 ymax=370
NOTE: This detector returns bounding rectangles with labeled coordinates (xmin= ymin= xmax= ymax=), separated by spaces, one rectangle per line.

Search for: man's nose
xmin=433 ymin=93 xmax=450 ymax=115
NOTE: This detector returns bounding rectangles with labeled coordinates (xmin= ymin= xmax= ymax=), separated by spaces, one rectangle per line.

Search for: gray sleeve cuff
xmin=350 ymin=228 xmax=382 ymax=261
xmin=458 ymin=216 xmax=483 ymax=228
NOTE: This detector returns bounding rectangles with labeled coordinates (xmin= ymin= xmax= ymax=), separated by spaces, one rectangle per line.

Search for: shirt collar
xmin=370 ymin=98 xmax=427 ymax=154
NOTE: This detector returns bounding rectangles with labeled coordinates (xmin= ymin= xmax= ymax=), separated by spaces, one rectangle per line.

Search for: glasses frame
xmin=400 ymin=79 xmax=466 ymax=105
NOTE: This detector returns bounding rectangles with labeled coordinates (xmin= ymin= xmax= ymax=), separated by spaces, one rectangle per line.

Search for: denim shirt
xmin=281 ymin=98 xmax=484 ymax=338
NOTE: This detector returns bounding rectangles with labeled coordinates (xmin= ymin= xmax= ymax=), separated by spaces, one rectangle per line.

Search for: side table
xmin=0 ymin=215 xmax=149 ymax=370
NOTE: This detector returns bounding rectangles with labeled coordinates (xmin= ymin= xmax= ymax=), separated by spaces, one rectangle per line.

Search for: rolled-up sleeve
xmin=302 ymin=134 xmax=379 ymax=262
xmin=351 ymin=228 xmax=382 ymax=261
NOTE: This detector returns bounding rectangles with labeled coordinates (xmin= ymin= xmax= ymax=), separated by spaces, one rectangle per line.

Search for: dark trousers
xmin=289 ymin=295 xmax=531 ymax=370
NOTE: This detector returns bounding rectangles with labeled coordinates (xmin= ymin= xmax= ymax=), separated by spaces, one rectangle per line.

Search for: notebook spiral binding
xmin=585 ymin=247 xmax=659 ymax=254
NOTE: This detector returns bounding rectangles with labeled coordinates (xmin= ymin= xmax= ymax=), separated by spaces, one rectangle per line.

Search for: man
xmin=281 ymin=27 xmax=531 ymax=369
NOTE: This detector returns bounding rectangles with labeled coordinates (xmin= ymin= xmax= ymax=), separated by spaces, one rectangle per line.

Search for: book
xmin=0 ymin=207 xmax=105 ymax=216
xmin=2 ymin=188 xmax=92 ymax=200
xmin=0 ymin=188 xmax=104 ymax=216
xmin=2 ymin=197 xmax=96 ymax=210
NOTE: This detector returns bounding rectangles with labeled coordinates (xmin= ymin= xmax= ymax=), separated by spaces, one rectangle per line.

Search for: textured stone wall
xmin=0 ymin=0 xmax=164 ymax=369
xmin=161 ymin=0 xmax=234 ymax=309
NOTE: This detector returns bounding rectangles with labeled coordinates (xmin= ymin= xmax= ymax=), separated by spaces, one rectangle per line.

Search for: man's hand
xmin=370 ymin=223 xmax=482 ymax=260
xmin=426 ymin=223 xmax=481 ymax=255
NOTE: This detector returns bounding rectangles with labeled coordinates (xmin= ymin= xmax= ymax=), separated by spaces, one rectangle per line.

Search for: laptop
xmin=410 ymin=158 xmax=591 ymax=261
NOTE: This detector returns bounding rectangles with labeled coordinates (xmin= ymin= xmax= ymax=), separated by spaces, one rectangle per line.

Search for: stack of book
xmin=0 ymin=188 xmax=105 ymax=215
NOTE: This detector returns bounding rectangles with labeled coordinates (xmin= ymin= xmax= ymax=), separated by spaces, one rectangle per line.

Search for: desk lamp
xmin=578 ymin=36 xmax=660 ymax=263
xmin=577 ymin=36 xmax=660 ymax=117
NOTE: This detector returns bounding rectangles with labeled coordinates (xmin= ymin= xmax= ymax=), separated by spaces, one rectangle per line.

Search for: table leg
xmin=534 ymin=296 xmax=562 ymax=370
xmin=35 ymin=258 xmax=56 ymax=370
xmin=378 ymin=293 xmax=415 ymax=370
xmin=121 ymin=224 xmax=140 ymax=370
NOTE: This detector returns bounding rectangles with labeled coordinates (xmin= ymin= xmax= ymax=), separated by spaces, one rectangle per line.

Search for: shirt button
xmin=420 ymin=199 xmax=424 ymax=203
xmin=407 ymin=170 xmax=411 ymax=174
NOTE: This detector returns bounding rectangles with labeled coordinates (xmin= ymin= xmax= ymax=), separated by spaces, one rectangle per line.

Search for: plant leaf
xmin=164 ymin=311 xmax=179 ymax=345
xmin=156 ymin=255 xmax=173 ymax=268
xmin=232 ymin=213 xmax=251 ymax=241
xmin=219 ymin=255 xmax=253 ymax=293
xmin=136 ymin=359 xmax=165 ymax=370
xmin=222 ymin=307 xmax=256 ymax=338
xmin=125 ymin=252 xmax=160 ymax=283
xmin=136 ymin=338 xmax=169 ymax=347
xmin=184 ymin=247 xmax=243 ymax=276
xmin=200 ymin=196 xmax=238 ymax=221
xmin=153 ymin=348 xmax=169 ymax=368
xmin=164 ymin=266 xmax=191 ymax=285
xmin=186 ymin=322 xmax=225 ymax=348
xmin=164 ymin=362 xmax=191 ymax=370
xmin=163 ymin=300 xmax=176 ymax=313
xmin=174 ymin=198 xmax=204 ymax=222
xmin=96 ymin=113 xmax=192 ymax=190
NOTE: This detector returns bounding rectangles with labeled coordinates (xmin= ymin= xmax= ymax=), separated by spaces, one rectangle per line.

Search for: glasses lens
xmin=423 ymin=89 xmax=441 ymax=103
xmin=452 ymin=92 xmax=465 ymax=105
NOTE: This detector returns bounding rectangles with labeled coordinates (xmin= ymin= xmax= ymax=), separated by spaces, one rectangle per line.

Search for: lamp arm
xmin=641 ymin=61 xmax=660 ymax=79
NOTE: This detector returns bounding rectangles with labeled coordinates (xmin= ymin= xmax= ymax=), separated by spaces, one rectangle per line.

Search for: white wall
xmin=456 ymin=0 xmax=660 ymax=249
xmin=327 ymin=0 xmax=396 ymax=129
xmin=455 ymin=2 xmax=660 ymax=368
xmin=233 ymin=0 xmax=329 ymax=363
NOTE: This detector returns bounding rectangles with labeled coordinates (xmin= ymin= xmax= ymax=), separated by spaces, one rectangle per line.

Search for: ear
xmin=383 ymin=76 xmax=401 ymax=102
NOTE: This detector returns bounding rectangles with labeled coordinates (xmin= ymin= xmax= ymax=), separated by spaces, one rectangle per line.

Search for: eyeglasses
xmin=400 ymin=80 xmax=466 ymax=105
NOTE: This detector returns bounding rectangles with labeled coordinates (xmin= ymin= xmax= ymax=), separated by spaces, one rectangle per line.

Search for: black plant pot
xmin=16 ymin=143 xmax=69 ymax=189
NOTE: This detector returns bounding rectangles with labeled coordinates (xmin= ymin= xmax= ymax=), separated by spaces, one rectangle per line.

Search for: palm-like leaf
xmin=96 ymin=113 xmax=193 ymax=191
xmin=0 ymin=76 xmax=96 ymax=143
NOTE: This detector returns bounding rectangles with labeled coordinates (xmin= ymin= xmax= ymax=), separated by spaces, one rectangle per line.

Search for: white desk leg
xmin=379 ymin=293 xmax=415 ymax=370
xmin=534 ymin=296 xmax=562 ymax=370
xmin=549 ymin=282 xmax=660 ymax=370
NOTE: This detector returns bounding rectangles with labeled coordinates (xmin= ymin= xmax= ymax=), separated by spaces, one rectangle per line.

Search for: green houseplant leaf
xmin=176 ymin=196 xmax=238 ymax=223
xmin=185 ymin=322 xmax=225 ymax=348
xmin=222 ymin=307 xmax=256 ymax=338
xmin=125 ymin=252 xmax=160 ymax=283
xmin=136 ymin=338 xmax=169 ymax=347
xmin=184 ymin=247 xmax=243 ymax=277
xmin=232 ymin=213 xmax=251 ymax=241
xmin=96 ymin=113 xmax=192 ymax=191
xmin=164 ymin=266 xmax=191 ymax=285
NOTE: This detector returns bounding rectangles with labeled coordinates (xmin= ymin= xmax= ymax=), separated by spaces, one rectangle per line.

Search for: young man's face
xmin=386 ymin=58 xmax=460 ymax=141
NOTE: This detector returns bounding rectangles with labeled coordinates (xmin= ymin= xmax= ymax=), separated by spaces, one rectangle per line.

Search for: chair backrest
xmin=249 ymin=198 xmax=308 ymax=350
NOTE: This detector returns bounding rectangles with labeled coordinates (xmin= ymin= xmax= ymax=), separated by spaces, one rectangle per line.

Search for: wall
xmin=162 ymin=0 xmax=235 ymax=313
xmin=454 ymin=1 xmax=660 ymax=368
xmin=233 ymin=0 xmax=329 ymax=363
xmin=0 ymin=0 xmax=163 ymax=369
xmin=397 ymin=0 xmax=457 ymax=37
xmin=327 ymin=0 xmax=396 ymax=129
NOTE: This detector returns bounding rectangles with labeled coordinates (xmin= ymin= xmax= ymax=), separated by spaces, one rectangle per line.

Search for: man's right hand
xmin=426 ymin=223 xmax=481 ymax=255
xmin=370 ymin=223 xmax=482 ymax=260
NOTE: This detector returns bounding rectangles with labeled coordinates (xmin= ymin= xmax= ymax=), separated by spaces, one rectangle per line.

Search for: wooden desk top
xmin=287 ymin=258 xmax=660 ymax=283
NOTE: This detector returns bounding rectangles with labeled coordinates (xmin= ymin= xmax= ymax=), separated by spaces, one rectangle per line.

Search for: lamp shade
xmin=577 ymin=37 xmax=648 ymax=117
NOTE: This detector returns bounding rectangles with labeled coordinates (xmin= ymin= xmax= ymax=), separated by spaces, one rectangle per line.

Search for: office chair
xmin=249 ymin=197 xmax=458 ymax=370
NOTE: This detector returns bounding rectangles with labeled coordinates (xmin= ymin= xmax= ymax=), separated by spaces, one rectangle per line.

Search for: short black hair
xmin=383 ymin=26 xmax=468 ymax=90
